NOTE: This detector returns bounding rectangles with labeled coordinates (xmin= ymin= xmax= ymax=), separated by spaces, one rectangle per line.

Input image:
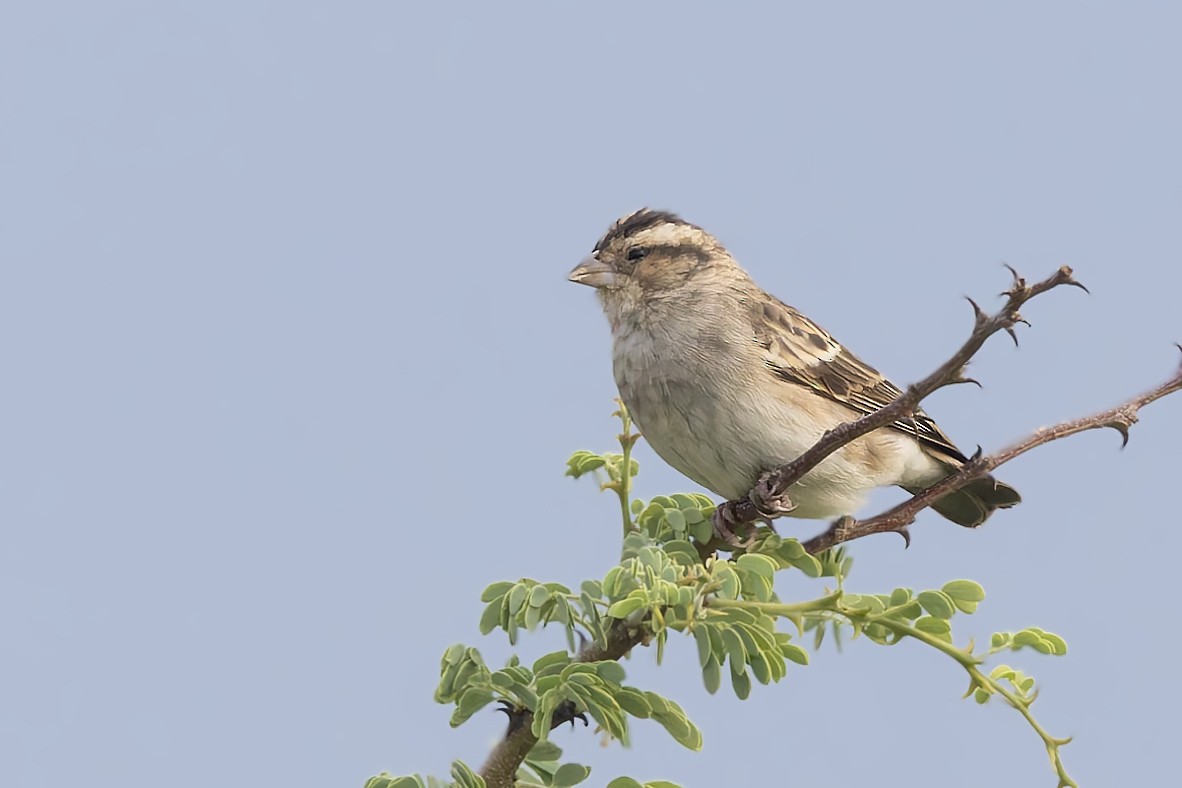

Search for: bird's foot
xmin=552 ymin=700 xmax=589 ymax=730
xmin=496 ymin=699 xmax=587 ymax=733
xmin=750 ymin=473 xmax=795 ymax=521
xmin=830 ymin=515 xmax=856 ymax=542
xmin=712 ymin=501 xmax=758 ymax=548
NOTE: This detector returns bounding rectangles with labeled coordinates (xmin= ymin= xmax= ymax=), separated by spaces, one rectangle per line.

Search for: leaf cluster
xmin=378 ymin=405 xmax=1077 ymax=788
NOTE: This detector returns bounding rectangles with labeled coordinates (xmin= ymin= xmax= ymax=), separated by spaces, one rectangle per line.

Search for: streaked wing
xmin=753 ymin=296 xmax=967 ymax=462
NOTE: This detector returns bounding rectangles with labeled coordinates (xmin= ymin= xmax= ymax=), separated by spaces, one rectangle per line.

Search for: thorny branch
xmin=801 ymin=352 xmax=1182 ymax=553
xmin=477 ymin=266 xmax=1179 ymax=786
xmin=713 ymin=265 xmax=1177 ymax=551
xmin=478 ymin=620 xmax=646 ymax=788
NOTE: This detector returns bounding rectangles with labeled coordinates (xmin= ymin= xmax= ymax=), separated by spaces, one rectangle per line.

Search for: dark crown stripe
xmin=594 ymin=209 xmax=687 ymax=252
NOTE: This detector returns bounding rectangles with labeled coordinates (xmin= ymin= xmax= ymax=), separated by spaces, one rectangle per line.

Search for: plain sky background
xmin=3 ymin=3 xmax=1180 ymax=787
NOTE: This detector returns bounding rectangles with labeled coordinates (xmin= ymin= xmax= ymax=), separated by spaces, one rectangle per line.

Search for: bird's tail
xmin=904 ymin=474 xmax=1022 ymax=528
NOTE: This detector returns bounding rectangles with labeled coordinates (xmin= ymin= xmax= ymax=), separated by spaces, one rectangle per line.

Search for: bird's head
xmin=568 ymin=209 xmax=745 ymax=325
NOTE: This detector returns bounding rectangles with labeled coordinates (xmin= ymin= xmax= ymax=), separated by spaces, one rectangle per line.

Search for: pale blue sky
xmin=3 ymin=3 xmax=1180 ymax=787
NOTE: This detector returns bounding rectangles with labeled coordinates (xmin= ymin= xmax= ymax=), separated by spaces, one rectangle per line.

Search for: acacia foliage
xmin=371 ymin=406 xmax=1074 ymax=788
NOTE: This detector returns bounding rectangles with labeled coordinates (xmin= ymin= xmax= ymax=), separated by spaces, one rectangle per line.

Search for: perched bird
xmin=569 ymin=209 xmax=1020 ymax=528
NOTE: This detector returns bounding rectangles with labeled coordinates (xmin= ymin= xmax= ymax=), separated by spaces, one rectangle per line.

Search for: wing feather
xmin=753 ymin=297 xmax=967 ymax=462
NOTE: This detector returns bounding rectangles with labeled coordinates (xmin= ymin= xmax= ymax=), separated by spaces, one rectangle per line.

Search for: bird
xmin=568 ymin=208 xmax=1020 ymax=531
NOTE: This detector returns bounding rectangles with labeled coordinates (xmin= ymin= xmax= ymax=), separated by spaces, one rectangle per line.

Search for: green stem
xmin=716 ymin=594 xmax=1076 ymax=788
xmin=870 ymin=617 xmax=1077 ymax=788
xmin=710 ymin=593 xmax=844 ymax=618
xmin=615 ymin=401 xmax=636 ymax=536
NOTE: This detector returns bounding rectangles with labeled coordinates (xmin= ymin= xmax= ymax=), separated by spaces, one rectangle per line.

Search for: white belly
xmin=612 ymin=327 xmax=941 ymax=520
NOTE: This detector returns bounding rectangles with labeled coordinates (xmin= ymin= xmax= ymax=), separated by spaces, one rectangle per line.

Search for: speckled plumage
xmin=570 ymin=209 xmax=1020 ymax=526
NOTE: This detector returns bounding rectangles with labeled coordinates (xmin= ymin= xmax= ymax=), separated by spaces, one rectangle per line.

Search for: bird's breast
xmin=610 ymin=319 xmax=766 ymax=499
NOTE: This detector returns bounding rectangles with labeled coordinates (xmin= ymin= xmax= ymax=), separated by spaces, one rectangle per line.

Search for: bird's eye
xmin=626 ymin=247 xmax=649 ymax=261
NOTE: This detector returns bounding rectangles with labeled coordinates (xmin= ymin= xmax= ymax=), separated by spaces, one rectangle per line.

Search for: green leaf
xmin=784 ymin=550 xmax=823 ymax=578
xmin=479 ymin=600 xmax=505 ymax=635
xmin=780 ymin=642 xmax=809 ymax=665
xmin=714 ymin=564 xmax=741 ymax=599
xmin=450 ymin=760 xmax=486 ymax=788
xmin=701 ymin=653 xmax=722 ymax=694
xmin=596 ymin=662 xmax=627 ymax=685
xmin=914 ymin=616 xmax=952 ymax=643
xmin=1030 ymin=628 xmax=1068 ymax=655
xmin=748 ymin=653 xmax=772 ymax=684
xmin=508 ymin=583 xmax=529 ymax=615
xmin=942 ymin=579 xmax=985 ymax=613
xmin=778 ymin=539 xmax=805 ymax=559
xmin=942 ymin=579 xmax=985 ymax=602
xmin=689 ymin=518 xmax=714 ymax=543
xmin=664 ymin=508 xmax=686 ymax=531
xmin=527 ymin=740 xmax=563 ymax=762
xmin=722 ymin=626 xmax=749 ymax=663
xmin=737 ymin=553 xmax=778 ymax=580
xmin=615 ymin=686 xmax=652 ymax=718
xmin=607 ymin=595 xmax=648 ymax=620
xmin=528 ymin=584 xmax=550 ymax=608
xmin=566 ymin=678 xmax=628 ymax=740
xmin=693 ymin=627 xmax=714 ymax=670
xmin=602 ymin=566 xmax=625 ymax=598
xmin=366 ymin=776 xmax=422 ymax=788
xmin=662 ymin=539 xmax=701 ymax=567
xmin=647 ymin=694 xmax=703 ymax=750
xmin=441 ymin=643 xmax=466 ymax=667
xmin=730 ymin=664 xmax=751 ymax=699
xmin=1011 ymin=629 xmax=1055 ymax=654
xmin=989 ymin=664 xmax=1017 ymax=682
xmin=606 ymin=779 xmax=645 ymax=788
xmin=480 ymin=582 xmax=514 ymax=603
xmin=450 ymin=687 xmax=495 ymax=727
xmin=889 ymin=587 xmax=913 ymax=607
xmin=1007 ymin=628 xmax=1063 ymax=652
xmin=533 ymin=651 xmax=572 ymax=675
xmin=917 ymin=590 xmax=956 ymax=620
xmin=552 ymin=763 xmax=592 ymax=787
xmin=566 ymin=450 xmax=606 ymax=478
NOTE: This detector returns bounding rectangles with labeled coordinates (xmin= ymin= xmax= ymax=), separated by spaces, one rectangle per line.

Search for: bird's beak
xmin=568 ymin=255 xmax=618 ymax=289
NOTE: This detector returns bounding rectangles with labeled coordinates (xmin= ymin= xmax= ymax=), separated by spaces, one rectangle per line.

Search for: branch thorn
xmin=965 ymin=296 xmax=986 ymax=326
xmin=896 ymin=526 xmax=912 ymax=549
xmin=950 ymin=366 xmax=983 ymax=388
